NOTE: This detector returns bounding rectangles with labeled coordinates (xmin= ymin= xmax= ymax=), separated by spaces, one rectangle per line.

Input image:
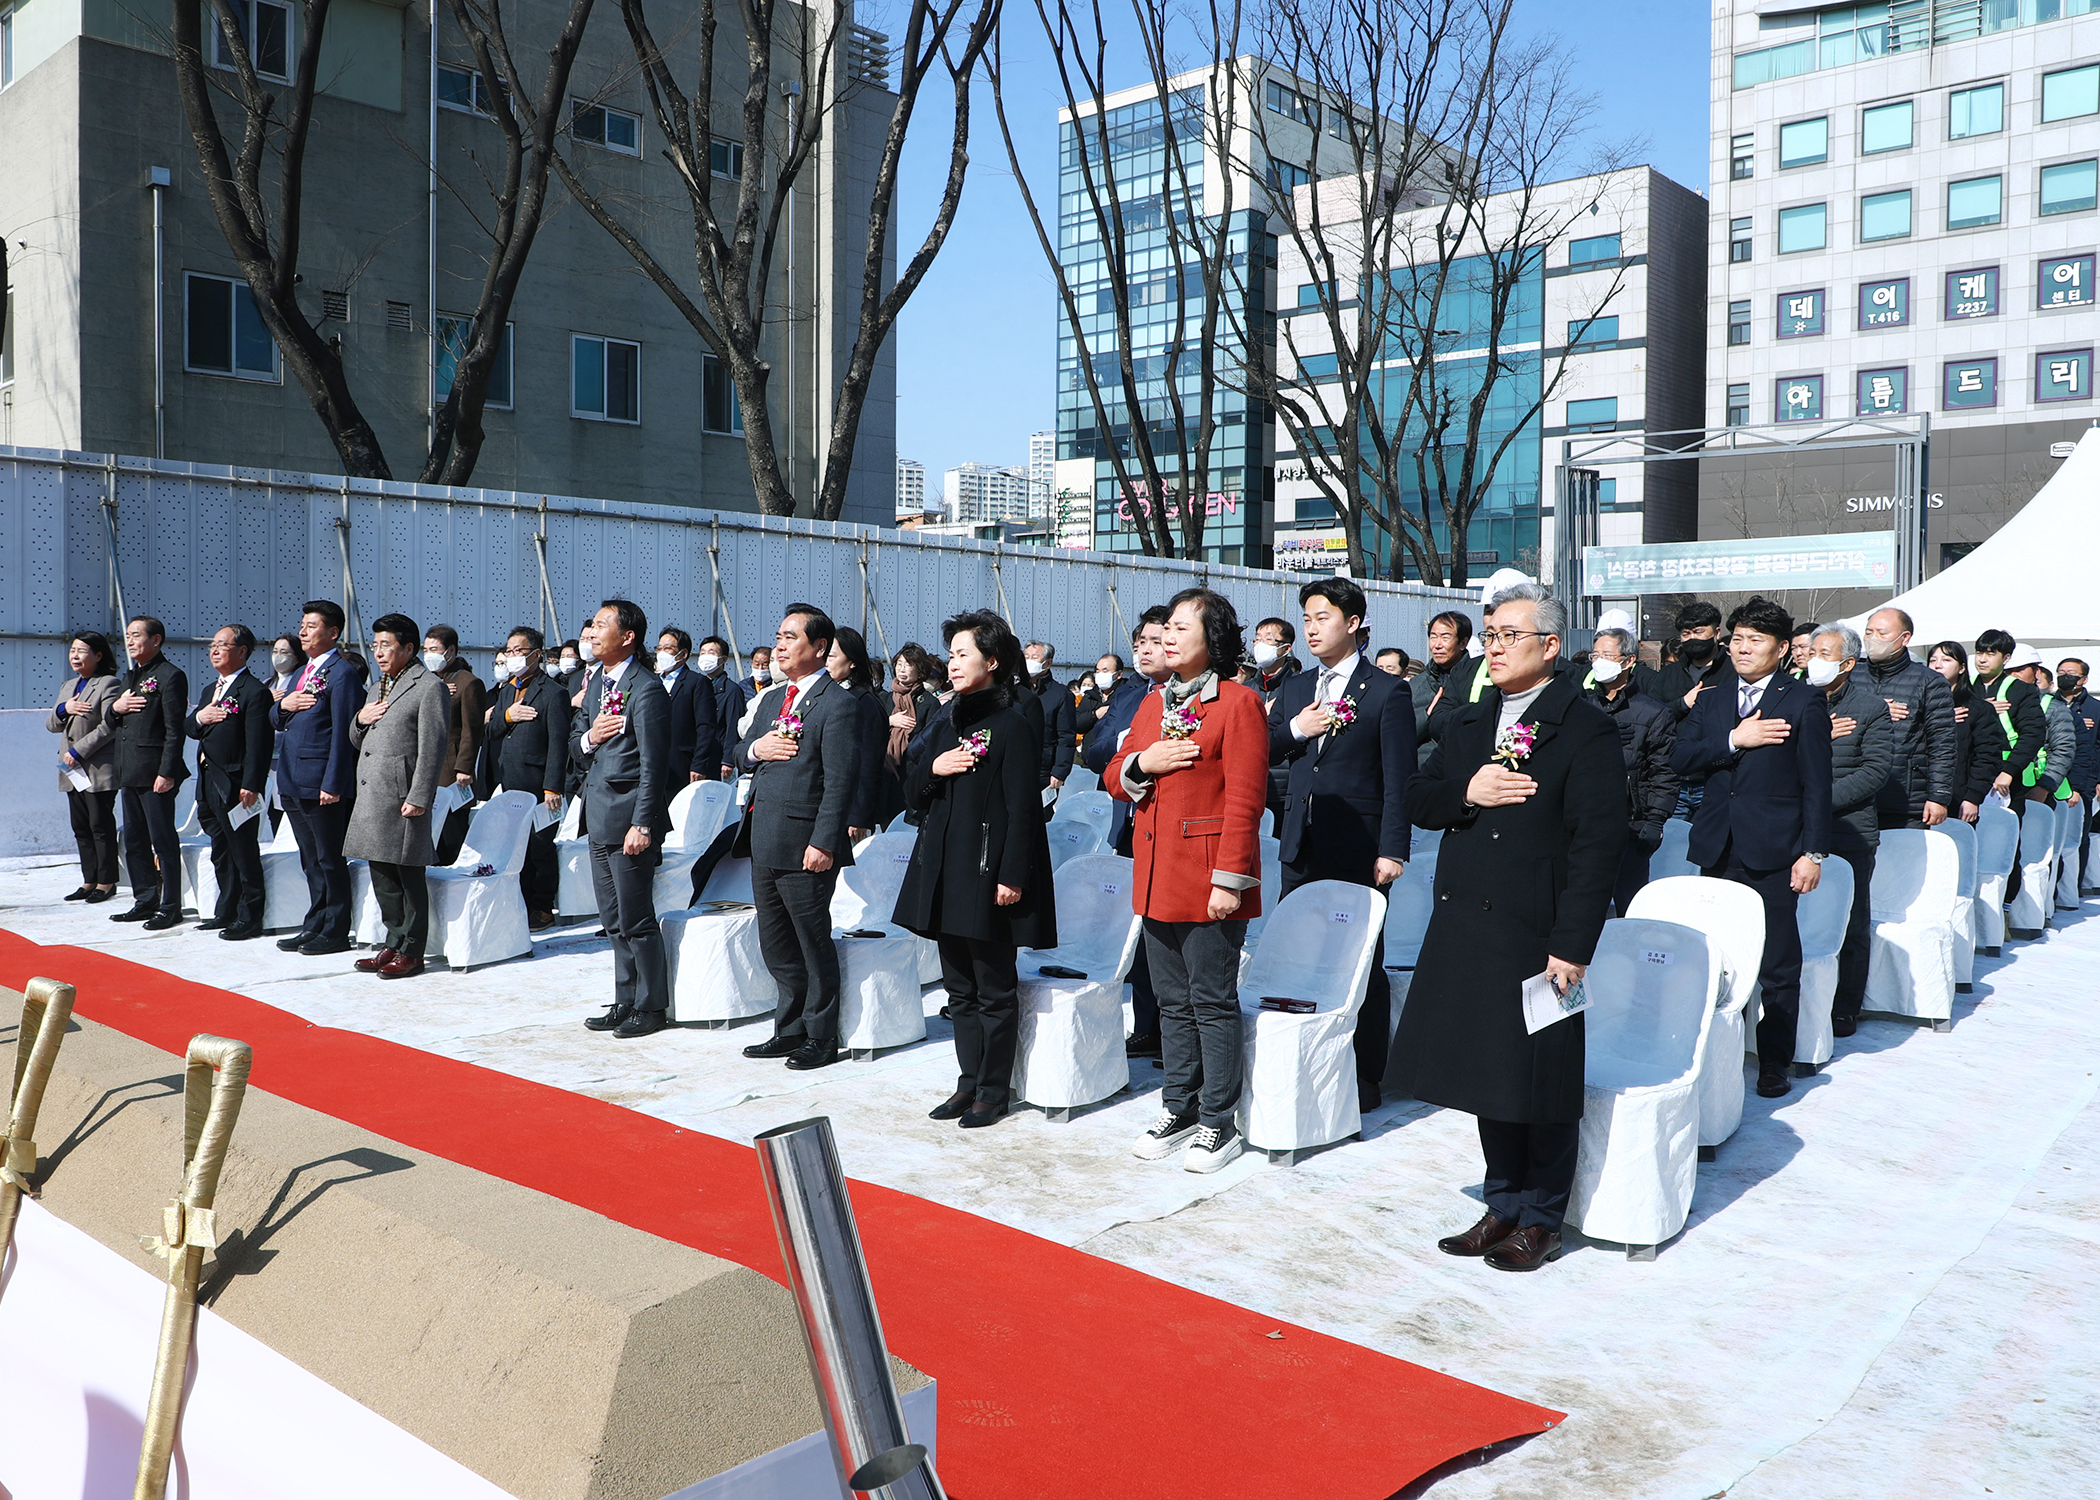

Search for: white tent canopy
xmin=1848 ymin=425 xmax=2100 ymax=658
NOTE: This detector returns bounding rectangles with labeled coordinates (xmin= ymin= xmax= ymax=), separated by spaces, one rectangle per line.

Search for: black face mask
xmin=2059 ymin=674 xmax=2083 ymax=695
xmin=1678 ymin=637 xmax=1716 ymax=666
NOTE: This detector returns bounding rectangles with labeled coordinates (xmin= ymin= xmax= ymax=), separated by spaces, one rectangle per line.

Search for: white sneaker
xmin=1131 ymin=1108 xmax=1200 ymax=1160
xmin=1183 ymin=1122 xmax=1243 ymax=1173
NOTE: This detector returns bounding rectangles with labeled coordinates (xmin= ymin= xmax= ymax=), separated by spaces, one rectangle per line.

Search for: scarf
xmin=1162 ymin=669 xmax=1216 ymax=708
xmin=885 ymin=685 xmax=920 ymax=773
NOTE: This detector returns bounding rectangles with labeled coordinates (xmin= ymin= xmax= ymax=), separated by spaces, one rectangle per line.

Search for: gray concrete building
xmin=0 ymin=0 xmax=898 ymax=523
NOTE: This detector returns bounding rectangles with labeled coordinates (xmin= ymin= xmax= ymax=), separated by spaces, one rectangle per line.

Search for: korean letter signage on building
xmin=2038 ymin=254 xmax=2094 ymax=310
xmin=1946 ymin=266 xmax=1998 ymax=319
xmin=1858 ymin=367 xmax=1908 ymax=415
xmin=1582 ymin=532 xmax=1897 ymax=596
xmin=1943 ymin=357 xmax=1999 ymax=410
xmin=1777 ymin=374 xmax=1824 ymax=421
xmin=1777 ymin=289 xmax=1825 ymax=338
xmin=1858 ymin=278 xmax=1908 ymax=329
xmin=2036 ymin=348 xmax=2092 ymax=404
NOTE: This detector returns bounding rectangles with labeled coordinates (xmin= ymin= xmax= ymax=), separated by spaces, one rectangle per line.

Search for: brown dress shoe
xmin=529 ymin=910 xmax=557 ymax=932
xmin=378 ymin=951 xmax=426 ymax=980
xmin=1484 ymin=1225 xmax=1563 ymax=1272
xmin=354 ymin=947 xmax=398 ymax=974
xmin=1437 ymin=1211 xmax=1519 ymax=1258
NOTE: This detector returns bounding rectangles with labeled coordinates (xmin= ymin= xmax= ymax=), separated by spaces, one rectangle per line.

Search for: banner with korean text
xmin=1582 ymin=532 xmax=1896 ymax=596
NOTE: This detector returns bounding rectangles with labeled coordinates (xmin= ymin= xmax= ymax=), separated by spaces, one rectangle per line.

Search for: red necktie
xmin=782 ymin=683 xmax=799 ymax=716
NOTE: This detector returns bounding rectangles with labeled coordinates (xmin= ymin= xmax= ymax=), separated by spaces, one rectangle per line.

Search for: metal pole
xmin=708 ymin=519 xmax=743 ymax=666
xmin=753 ymin=1116 xmax=940 ymax=1500
xmin=148 ymin=169 xmax=170 ymax=461
xmin=102 ymin=461 xmax=128 ymax=637
xmin=333 ymin=512 xmax=366 ymax=655
xmin=0 ymin=978 xmax=77 ymax=1297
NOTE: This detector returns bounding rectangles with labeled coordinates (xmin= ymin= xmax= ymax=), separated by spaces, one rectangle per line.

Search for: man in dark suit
xmin=424 ymin=623 xmax=486 ymax=867
xmin=696 ymin=634 xmax=748 ymax=779
xmin=655 ymin=626 xmax=724 ymax=785
xmin=577 ymin=600 xmax=675 ymax=1038
xmin=479 ymin=625 xmax=571 ymax=930
xmin=106 ymin=614 xmax=191 ymax=929
xmin=735 ymin=603 xmax=862 ymax=1072
xmin=1268 ymin=577 xmax=1417 ymax=1112
xmin=1024 ymin=641 xmax=1078 ymax=791
xmin=183 ymin=624 xmax=273 ymax=939
xmin=1084 ymin=605 xmax=1172 ymax=1055
xmin=1672 ymin=595 xmax=1834 ymax=1100
xmin=271 ymin=598 xmax=368 ymax=954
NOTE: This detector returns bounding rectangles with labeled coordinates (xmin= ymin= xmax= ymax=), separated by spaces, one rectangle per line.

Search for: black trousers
xmin=66 ymin=787 xmax=120 ymax=885
xmin=284 ymin=795 xmax=353 ymax=941
xmin=1281 ymin=865 xmax=1389 ymax=1095
xmin=1703 ymin=846 xmax=1803 ymax=1072
xmin=590 ymin=840 xmax=668 ymax=1013
xmin=1143 ymin=917 xmax=1247 ymax=1128
xmin=1613 ymin=834 xmax=1659 ymax=917
xmin=368 ymin=861 xmax=431 ymax=953
xmin=753 ymin=860 xmax=842 ymax=1040
xmin=118 ymin=784 xmax=181 ymax=915
xmin=520 ymin=821 xmax=559 ymax=912
xmin=197 ymin=771 xmax=264 ymax=926
xmin=1478 ymin=1117 xmax=1580 ymax=1233
xmin=1833 ymin=846 xmax=1876 ymax=1021
xmin=435 ymin=800 xmax=472 ymax=868
xmin=1129 ymin=944 xmax=1158 ymax=1035
xmin=938 ymin=935 xmax=1020 ymax=1104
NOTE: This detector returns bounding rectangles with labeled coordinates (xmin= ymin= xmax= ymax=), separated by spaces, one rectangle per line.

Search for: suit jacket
xmin=47 ymin=674 xmax=122 ymax=792
xmin=479 ymin=667 xmax=572 ymax=798
xmin=577 ymin=661 xmax=675 ymax=848
xmin=105 ymin=653 xmax=190 ymax=789
xmin=272 ymin=651 xmax=367 ymax=801
xmin=1673 ymin=671 xmax=1834 ymax=871
xmin=1030 ymin=676 xmax=1078 ymax=783
xmin=703 ymin=669 xmax=749 ymax=772
xmin=435 ymin=660 xmax=487 ymax=786
xmin=1083 ymin=675 xmax=1155 ymax=777
xmin=184 ymin=668 xmax=273 ymax=797
xmin=732 ymin=672 xmax=861 ymax=870
xmin=659 ymin=666 xmax=723 ymax=780
xmin=1267 ymin=653 xmax=1416 ymax=875
xmin=343 ymin=664 xmax=452 ymax=866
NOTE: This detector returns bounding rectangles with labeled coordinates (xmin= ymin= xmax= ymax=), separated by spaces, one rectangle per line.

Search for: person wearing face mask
xmin=694 ymin=635 xmax=748 ymax=779
xmin=1925 ymin=640 xmax=2006 ymax=829
xmin=553 ymin=640 xmax=582 ymax=680
xmin=1860 ymin=608 xmax=1957 ymax=834
xmin=1248 ymin=617 xmax=1302 ymax=816
xmin=422 ymin=624 xmax=486 ymax=867
xmin=1074 ymin=653 xmax=1125 ymax=730
xmin=738 ymin=647 xmax=775 ymax=740
xmin=653 ymin=627 xmax=723 ymax=787
xmin=478 ymin=626 xmax=571 ymax=930
xmin=1811 ymin=624 xmax=1894 ymax=1039
xmin=2054 ymin=657 xmax=2100 ymax=893
xmin=1020 ymin=641 xmax=1077 ymax=793
xmin=1585 ymin=627 xmax=1678 ymax=915
xmin=1653 ymin=600 xmax=1737 ymax=820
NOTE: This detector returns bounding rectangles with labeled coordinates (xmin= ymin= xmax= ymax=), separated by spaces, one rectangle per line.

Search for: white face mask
xmin=421 ymin=651 xmax=448 ymax=673
xmin=1026 ymin=658 xmax=1047 ymax=676
xmin=1251 ymin=641 xmax=1282 ymax=668
xmin=1806 ymin=656 xmax=1844 ymax=688
xmin=556 ymin=657 xmax=578 ymax=676
xmin=753 ymin=664 xmax=772 ymax=683
xmin=1590 ymin=657 xmax=1624 ymax=684
xmin=656 ymin=650 xmax=680 ymax=675
xmin=1095 ymin=670 xmax=1117 ymax=691
xmin=272 ymin=652 xmax=297 ymax=675
xmin=696 ymin=652 xmax=721 ymax=674
xmin=490 ymin=657 xmax=515 ymax=681
xmin=579 ymin=636 xmax=598 ymax=663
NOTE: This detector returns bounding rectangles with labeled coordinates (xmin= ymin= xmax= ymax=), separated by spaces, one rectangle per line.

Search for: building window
xmin=437 ymin=63 xmax=499 ymax=115
xmin=1946 ymin=266 xmax=1999 ymax=319
xmin=1777 ymin=202 xmax=1827 ymax=254
xmin=1264 ymin=80 xmax=1317 ymax=127
xmin=1568 ymin=315 xmax=1619 ymax=347
xmin=1948 ymin=82 xmax=2004 ymax=139
xmin=1565 ymin=396 xmax=1618 ymax=433
xmin=1859 ymin=278 xmax=1909 ymax=329
xmin=1942 ymin=357 xmax=1998 ymax=410
xmin=1777 ymin=289 xmax=1825 ymax=339
xmin=1298 ymin=280 xmax=1335 ymax=307
xmin=184 ymin=272 xmax=277 ymax=380
xmin=2040 ymin=160 xmax=2097 ymax=217
xmin=1 ymin=7 xmax=14 ymax=89
xmin=1776 ymin=375 xmax=1823 ymax=422
xmin=1778 ymin=117 xmax=1828 ymax=168
xmin=1297 ymin=352 xmax=1339 ymax=380
xmin=572 ymin=334 xmax=639 ymax=422
xmin=1267 ymin=158 xmax=1311 ymax=191
xmin=1727 ymin=300 xmax=1751 ymax=346
xmin=1725 ymin=382 xmax=1751 ymax=427
xmin=1858 ymin=367 xmax=1908 ymax=416
xmin=0 ymin=283 xmax=13 ymax=385
xmin=1568 ymin=233 xmax=1621 ymax=266
xmin=2038 ymin=253 xmax=2094 ymax=310
xmin=1729 ymin=217 xmax=1753 ymax=262
xmin=1947 ymin=175 xmax=2002 ymax=229
xmin=703 ymin=354 xmax=743 ymax=435
xmin=2040 ymin=64 xmax=2099 ymax=124
xmin=1859 ymin=188 xmax=1912 ymax=242
xmin=2036 ymin=348 xmax=2093 ymax=404
xmin=709 ymin=140 xmax=745 ymax=180
xmin=211 ymin=0 xmax=291 ymax=81
xmin=1730 ymin=133 xmax=1754 ymax=179
xmin=1861 ymin=99 xmax=1912 ymax=154
xmin=571 ymin=100 xmax=640 ymax=154
xmin=434 ymin=316 xmax=513 ymax=409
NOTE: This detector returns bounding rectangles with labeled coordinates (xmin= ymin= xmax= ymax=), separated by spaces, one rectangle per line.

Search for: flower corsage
xmin=960 ymin=729 xmax=990 ymax=760
xmin=1323 ymin=694 xmax=1358 ymax=736
xmin=1491 ymin=722 xmax=1537 ymax=769
xmin=1160 ymin=702 xmax=1200 ymax=740
xmin=139 ymin=677 xmax=159 ymax=695
xmin=603 ymin=686 xmax=628 ymax=718
xmin=217 ymin=694 xmax=243 ymax=715
xmin=774 ymin=710 xmax=805 ymax=741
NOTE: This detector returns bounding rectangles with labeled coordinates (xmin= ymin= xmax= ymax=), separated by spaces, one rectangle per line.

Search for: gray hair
xmin=1485 ymin=582 xmax=1568 ymax=640
xmin=1025 ymin=640 xmax=1055 ymax=663
xmin=1814 ymin=622 xmax=1862 ymax=661
xmin=1595 ymin=626 xmax=1633 ymax=656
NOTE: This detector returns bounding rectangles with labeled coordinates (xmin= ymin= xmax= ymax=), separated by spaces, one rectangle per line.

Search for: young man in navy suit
xmin=1268 ymin=577 xmax=1417 ymax=1111
xmin=271 ymin=599 xmax=367 ymax=954
xmin=655 ymin=627 xmax=723 ymax=784
xmin=1671 ymin=595 xmax=1833 ymax=1099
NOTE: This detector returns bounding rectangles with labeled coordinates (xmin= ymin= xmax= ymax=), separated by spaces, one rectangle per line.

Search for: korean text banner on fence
xmin=1582 ymin=532 xmax=1897 ymax=596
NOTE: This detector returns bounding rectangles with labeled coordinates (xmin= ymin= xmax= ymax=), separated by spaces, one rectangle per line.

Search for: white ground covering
xmin=5 ymin=855 xmax=2097 ymax=1499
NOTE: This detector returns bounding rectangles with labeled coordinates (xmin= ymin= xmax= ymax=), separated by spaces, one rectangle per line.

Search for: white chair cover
xmin=1012 ymin=855 xmax=1141 ymax=1110
xmin=653 ymin=780 xmax=741 ymax=916
xmin=1650 ymin=819 xmax=1699 ymax=881
xmin=1864 ymin=829 xmax=1961 ymax=1022
xmin=1236 ymin=880 xmax=1386 ymax=1154
xmin=258 ymin=805 xmax=317 ymax=932
xmin=428 ymin=791 xmax=538 ymax=970
xmin=1793 ymin=855 xmax=1853 ymax=1068
xmin=1973 ymin=802 xmax=2019 ymax=952
xmin=663 ymin=856 xmax=771 ymax=1023
xmin=828 ymin=830 xmax=931 ymax=1052
xmin=1258 ymin=807 xmax=1277 ymax=840
xmin=1566 ymin=918 xmax=1724 ymax=1251
xmin=555 ymin=795 xmax=595 ymax=921
xmin=833 ymin=828 xmax=939 ymax=983
xmin=1061 ymin=764 xmax=1100 ymax=797
xmin=1057 ymin=790 xmax=1115 ymax=847
xmin=1239 ymin=838 xmax=1285 ymax=953
xmin=1937 ymin=817 xmax=1979 ymax=987
xmin=2055 ymin=800 xmax=2081 ymax=915
xmin=2007 ymin=803 xmax=2059 ymax=935
xmin=1625 ymin=876 xmax=1764 ymax=1148
xmin=1382 ymin=864 xmax=1435 ymax=971
xmin=173 ymin=780 xmax=200 ymax=838
xmin=1044 ymin=818 xmax=1105 ymax=872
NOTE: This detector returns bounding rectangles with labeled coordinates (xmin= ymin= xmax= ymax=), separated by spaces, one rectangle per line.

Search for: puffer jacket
xmin=1950 ymin=682 xmax=2009 ymax=808
xmin=1865 ymin=650 xmax=1958 ymax=823
xmin=1592 ymin=681 xmax=1678 ymax=843
xmin=2037 ymin=695 xmax=2077 ymax=799
xmin=2062 ymin=686 xmax=2100 ymax=796
xmin=1826 ymin=675 xmax=1896 ymax=852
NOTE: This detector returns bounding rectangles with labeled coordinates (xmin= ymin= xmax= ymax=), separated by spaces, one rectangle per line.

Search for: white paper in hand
xmin=530 ymin=799 xmax=562 ymax=831
xmin=1521 ymin=969 xmax=1589 ymax=1035
xmin=227 ymin=796 xmax=263 ymax=830
xmin=430 ymin=782 xmax=473 ymax=818
xmin=66 ymin=768 xmax=92 ymax=792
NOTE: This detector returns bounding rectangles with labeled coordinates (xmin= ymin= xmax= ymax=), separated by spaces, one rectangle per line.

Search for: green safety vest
xmin=1989 ymin=678 xmax=2075 ymax=801
xmin=1469 ymin=657 xmax=1492 ymax=702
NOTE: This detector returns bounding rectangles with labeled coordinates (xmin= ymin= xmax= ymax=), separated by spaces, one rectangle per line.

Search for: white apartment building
xmin=943 ymin=461 xmax=1032 ymax=524
xmin=896 ymin=455 xmax=927 ymax=516
xmin=1028 ymin=429 xmax=1055 ymax=517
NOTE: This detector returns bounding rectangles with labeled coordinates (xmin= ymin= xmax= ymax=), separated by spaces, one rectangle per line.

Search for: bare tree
xmin=551 ymin=0 xmax=995 ymax=520
xmin=170 ymin=0 xmax=599 ymax=482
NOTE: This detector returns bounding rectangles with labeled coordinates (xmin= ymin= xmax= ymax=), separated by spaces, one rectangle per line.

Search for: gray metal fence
xmin=0 ymin=446 xmax=1470 ymax=706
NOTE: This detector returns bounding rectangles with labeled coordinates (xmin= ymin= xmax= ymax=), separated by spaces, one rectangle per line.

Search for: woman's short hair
xmin=893 ymin=641 xmax=938 ymax=685
xmin=941 ymin=610 xmax=1019 ymax=687
xmin=1165 ymin=587 xmax=1247 ymax=678
xmin=270 ymin=633 xmax=306 ymax=666
xmin=69 ymin=629 xmax=118 ymax=678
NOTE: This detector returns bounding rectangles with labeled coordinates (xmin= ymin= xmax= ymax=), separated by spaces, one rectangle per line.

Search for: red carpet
xmin=0 ymin=928 xmax=1559 ymax=1497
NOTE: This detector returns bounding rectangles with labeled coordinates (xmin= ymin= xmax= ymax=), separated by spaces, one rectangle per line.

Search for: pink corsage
xmin=217 ymin=696 xmax=243 ymax=715
xmin=603 ymin=687 xmax=627 ymax=717
xmin=960 ymin=729 xmax=990 ymax=759
xmin=1323 ymin=695 xmax=1357 ymax=735
xmin=1160 ymin=701 xmax=1200 ymax=740
xmin=774 ymin=710 xmax=805 ymax=741
xmin=1491 ymin=722 xmax=1537 ymax=769
xmin=139 ymin=677 xmax=159 ymax=694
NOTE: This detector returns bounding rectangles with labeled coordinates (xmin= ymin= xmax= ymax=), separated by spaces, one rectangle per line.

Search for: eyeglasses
xmin=1479 ymin=628 xmax=1550 ymax=649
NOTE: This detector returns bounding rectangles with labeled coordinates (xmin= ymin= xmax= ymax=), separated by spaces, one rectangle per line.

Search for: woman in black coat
xmin=892 ymin=610 xmax=1056 ymax=1129
xmin=1929 ymin=641 xmax=2008 ymax=821
xmin=825 ymin=626 xmax=890 ymax=841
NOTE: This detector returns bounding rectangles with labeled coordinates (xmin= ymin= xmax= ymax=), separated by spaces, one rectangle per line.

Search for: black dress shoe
xmin=1756 ymin=1066 xmax=1792 ymax=1099
xmin=1125 ymin=1031 xmax=1162 ymax=1058
xmin=142 ymin=912 xmax=183 ymax=931
xmin=584 ymin=1003 xmax=635 ymax=1033
xmin=110 ymin=906 xmax=156 ymax=923
xmin=196 ymin=918 xmax=226 ymax=931
xmin=959 ymin=1100 xmax=1009 ymax=1129
xmin=220 ymin=923 xmax=263 ymax=942
xmin=63 ymin=886 xmax=93 ymax=902
xmin=1438 ymin=1212 xmax=1519 ymax=1258
xmin=613 ymin=1010 xmax=669 ymax=1039
xmin=1832 ymin=1015 xmax=1858 ymax=1038
xmin=742 ymin=1035 xmax=802 ymax=1059
xmin=1484 ymin=1225 xmax=1563 ymax=1272
xmin=928 ymin=1090 xmax=975 ymax=1121
xmin=785 ymin=1039 xmax=842 ymax=1071
xmin=82 ymin=887 xmax=116 ymax=904
xmin=298 ymin=936 xmax=352 ymax=956
xmin=276 ymin=933 xmax=316 ymax=952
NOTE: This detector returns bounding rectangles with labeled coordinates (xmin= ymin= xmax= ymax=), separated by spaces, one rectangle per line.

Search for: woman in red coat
xmin=1105 ymin=587 xmax=1268 ymax=1172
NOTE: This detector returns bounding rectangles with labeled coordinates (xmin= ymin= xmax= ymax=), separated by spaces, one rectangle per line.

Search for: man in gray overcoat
xmin=344 ymin=613 xmax=451 ymax=979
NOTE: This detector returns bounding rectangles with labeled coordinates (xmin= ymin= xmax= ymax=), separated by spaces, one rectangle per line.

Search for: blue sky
xmin=889 ymin=0 xmax=1712 ymax=487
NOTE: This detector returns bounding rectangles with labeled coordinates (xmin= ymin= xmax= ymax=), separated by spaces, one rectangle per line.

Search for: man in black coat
xmin=1861 ymin=608 xmax=1958 ymax=832
xmin=184 ymin=624 xmax=274 ymax=939
xmin=1672 ymin=596 xmax=1834 ymax=1099
xmin=1393 ymin=582 xmax=1626 ymax=1273
xmin=1268 ymin=577 xmax=1416 ymax=1113
xmin=106 ymin=614 xmax=191 ymax=929
xmin=1808 ymin=624 xmax=1894 ymax=1038
xmin=479 ymin=625 xmax=571 ymax=929
xmin=1586 ymin=626 xmax=1678 ymax=914
xmin=1973 ymin=629 xmax=2048 ymax=799
xmin=271 ymin=600 xmax=366 ymax=954
xmin=655 ymin=627 xmax=724 ymax=784
xmin=1023 ymin=642 xmax=1077 ymax=789
xmin=1249 ymin=616 xmax=1304 ymax=816
xmin=575 ymin=600 xmax=676 ymax=1039
xmin=696 ymin=634 xmax=748 ymax=779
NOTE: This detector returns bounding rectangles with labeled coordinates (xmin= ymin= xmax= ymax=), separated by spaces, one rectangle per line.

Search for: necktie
xmin=782 ymin=683 xmax=800 ymax=717
xmin=1309 ymin=669 xmax=1340 ymax=761
xmin=299 ymin=663 xmax=318 ymax=692
xmin=1739 ymin=682 xmax=1759 ymax=719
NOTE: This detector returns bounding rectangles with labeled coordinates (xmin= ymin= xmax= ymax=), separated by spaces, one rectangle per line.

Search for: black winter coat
xmin=1864 ymin=652 xmax=1958 ymax=822
xmin=1591 ymin=683 xmax=1678 ymax=843
xmin=1949 ymin=683 xmax=2010 ymax=808
xmin=892 ymin=689 xmax=1057 ymax=948
xmin=1824 ymin=676 xmax=1895 ymax=853
xmin=1390 ymin=673 xmax=1628 ymax=1124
